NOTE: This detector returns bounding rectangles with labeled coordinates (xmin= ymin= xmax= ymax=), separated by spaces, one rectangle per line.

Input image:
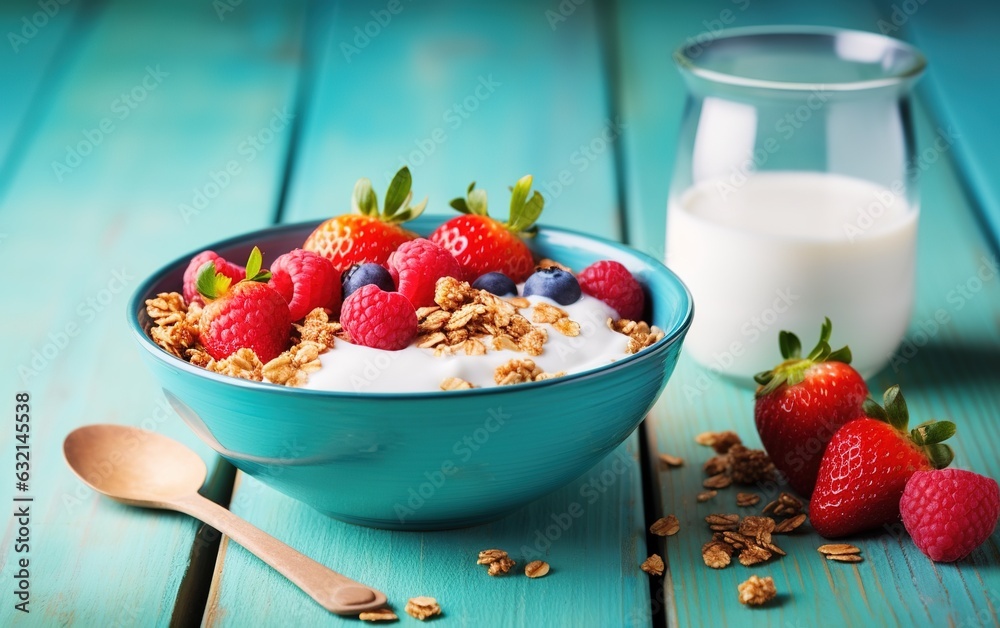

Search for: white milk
xmin=666 ymin=171 xmax=917 ymax=380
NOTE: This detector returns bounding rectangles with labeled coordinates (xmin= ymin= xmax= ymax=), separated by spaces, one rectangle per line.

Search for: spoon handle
xmin=171 ymin=492 xmax=387 ymax=615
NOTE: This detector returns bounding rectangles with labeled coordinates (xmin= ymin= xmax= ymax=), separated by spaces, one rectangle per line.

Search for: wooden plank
xmin=616 ymin=0 xmax=1000 ymax=624
xmin=207 ymin=2 xmax=653 ymax=625
xmin=281 ymin=0 xmax=621 ymax=239
xmin=0 ymin=0 xmax=305 ymax=625
xmin=0 ymin=0 xmax=81 ymax=179
xmin=869 ymin=0 xmax=1000 ymax=252
xmin=208 ymin=443 xmax=649 ymax=627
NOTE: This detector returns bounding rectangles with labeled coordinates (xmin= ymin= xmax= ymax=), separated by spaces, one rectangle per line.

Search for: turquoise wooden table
xmin=2 ymin=0 xmax=998 ymax=625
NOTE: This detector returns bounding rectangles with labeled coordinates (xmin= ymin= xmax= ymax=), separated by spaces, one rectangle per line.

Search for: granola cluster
xmin=144 ymin=293 xmax=337 ymax=388
xmin=146 ymin=292 xmax=201 ymax=359
xmin=418 ymin=277 xmax=548 ymax=357
xmin=607 ymin=318 xmax=665 ymax=355
xmin=404 ymin=596 xmax=441 ymax=621
xmin=477 ymin=549 xmax=517 ymax=576
xmin=696 ymin=431 xmax=776 ymax=491
xmin=737 ymin=575 xmax=777 ymax=606
xmin=494 ymin=358 xmax=565 ymax=386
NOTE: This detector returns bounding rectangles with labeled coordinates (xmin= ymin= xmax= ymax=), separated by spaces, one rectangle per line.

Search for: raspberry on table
xmin=183 ymin=250 xmax=245 ymax=306
xmin=268 ymin=249 xmax=340 ymax=320
xmin=388 ymin=238 xmax=462 ymax=308
xmin=340 ymin=284 xmax=418 ymax=351
xmin=900 ymin=468 xmax=1000 ymax=562
xmin=577 ymin=260 xmax=645 ymax=320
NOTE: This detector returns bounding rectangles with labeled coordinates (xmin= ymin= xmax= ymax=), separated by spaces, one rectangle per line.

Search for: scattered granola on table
xmin=659 ymin=453 xmax=684 ymax=467
xmin=524 ymin=560 xmax=550 ymax=579
xmin=738 ymin=575 xmax=777 ymax=606
xmin=405 ymin=597 xmax=442 ymax=621
xmin=359 ymin=608 xmax=399 ymax=622
xmin=650 ymin=515 xmax=680 ymax=537
xmin=640 ymin=554 xmax=665 ymax=576
xmin=477 ymin=549 xmax=516 ymax=576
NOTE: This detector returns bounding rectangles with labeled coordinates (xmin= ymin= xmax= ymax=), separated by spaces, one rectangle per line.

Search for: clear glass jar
xmin=666 ymin=26 xmax=926 ymax=380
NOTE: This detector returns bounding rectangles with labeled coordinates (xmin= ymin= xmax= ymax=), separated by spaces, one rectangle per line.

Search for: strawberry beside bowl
xmin=127 ymin=216 xmax=693 ymax=530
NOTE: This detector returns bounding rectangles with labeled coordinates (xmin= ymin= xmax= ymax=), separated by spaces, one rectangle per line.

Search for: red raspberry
xmin=183 ymin=251 xmax=245 ymax=306
xmin=198 ymin=281 xmax=291 ymax=363
xmin=340 ymin=284 xmax=417 ymax=351
xmin=387 ymin=238 xmax=462 ymax=308
xmin=900 ymin=469 xmax=1000 ymax=562
xmin=268 ymin=249 xmax=340 ymax=320
xmin=577 ymin=260 xmax=645 ymax=320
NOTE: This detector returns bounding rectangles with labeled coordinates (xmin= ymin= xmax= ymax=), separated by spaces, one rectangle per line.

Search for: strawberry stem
xmin=195 ymin=262 xmax=231 ymax=301
xmin=754 ymin=318 xmax=852 ymax=397
xmin=865 ymin=385 xmax=955 ymax=469
xmin=448 ymin=175 xmax=545 ymax=235
xmin=244 ymin=246 xmax=271 ymax=283
xmin=351 ymin=167 xmax=426 ymax=224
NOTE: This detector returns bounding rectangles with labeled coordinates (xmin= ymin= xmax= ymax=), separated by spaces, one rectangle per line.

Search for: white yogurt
xmin=300 ymin=293 xmax=630 ymax=393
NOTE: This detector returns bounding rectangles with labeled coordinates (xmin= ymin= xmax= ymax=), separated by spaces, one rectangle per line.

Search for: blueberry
xmin=342 ymin=263 xmax=395 ymax=299
xmin=472 ymin=272 xmax=517 ymax=297
xmin=523 ymin=268 xmax=581 ymax=305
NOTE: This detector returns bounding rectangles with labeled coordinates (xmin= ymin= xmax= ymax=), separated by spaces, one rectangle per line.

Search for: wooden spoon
xmin=63 ymin=424 xmax=387 ymax=615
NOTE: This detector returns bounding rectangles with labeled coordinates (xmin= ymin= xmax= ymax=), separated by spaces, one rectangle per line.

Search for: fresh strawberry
xmin=387 ymin=238 xmax=462 ymax=308
xmin=303 ymin=167 xmax=425 ymax=271
xmin=811 ymin=386 xmax=955 ymax=538
xmin=268 ymin=249 xmax=340 ymax=320
xmin=340 ymin=284 xmax=417 ymax=351
xmin=429 ymin=175 xmax=543 ymax=282
xmin=753 ymin=318 xmax=868 ymax=497
xmin=183 ymin=250 xmax=245 ymax=306
xmin=197 ymin=247 xmax=291 ymax=363
xmin=901 ymin=468 xmax=1000 ymax=562
xmin=577 ymin=260 xmax=645 ymax=320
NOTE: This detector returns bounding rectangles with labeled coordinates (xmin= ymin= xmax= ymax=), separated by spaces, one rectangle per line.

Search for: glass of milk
xmin=666 ymin=26 xmax=926 ymax=380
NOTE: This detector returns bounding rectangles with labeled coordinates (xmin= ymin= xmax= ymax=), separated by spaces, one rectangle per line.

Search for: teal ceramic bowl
xmin=128 ymin=217 xmax=693 ymax=530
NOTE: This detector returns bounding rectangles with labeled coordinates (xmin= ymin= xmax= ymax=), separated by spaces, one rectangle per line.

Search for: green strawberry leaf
xmin=195 ymin=262 xmax=231 ymax=301
xmin=807 ymin=340 xmax=832 ymax=362
xmin=924 ymin=443 xmax=955 ymax=469
xmin=405 ymin=195 xmax=428 ymax=221
xmin=508 ymin=174 xmax=533 ymax=227
xmin=779 ymin=331 xmax=801 ymax=360
xmin=883 ymin=385 xmax=909 ymax=431
xmin=863 ymin=397 xmax=889 ymax=422
xmin=383 ymin=167 xmax=412 ymax=218
xmin=911 ymin=420 xmax=957 ymax=445
xmin=244 ymin=246 xmax=271 ymax=282
xmin=353 ymin=178 xmax=378 ymax=216
xmin=245 ymin=246 xmax=263 ymax=279
xmin=450 ymin=197 xmax=472 ymax=214
xmin=827 ymin=345 xmax=852 ymax=363
xmin=754 ymin=318 xmax=856 ymax=399
xmin=450 ymin=182 xmax=488 ymax=217
xmin=512 ymin=191 xmax=544 ymax=233
xmin=819 ymin=317 xmax=832 ymax=344
xmin=468 ymin=188 xmax=489 ymax=216
xmin=753 ymin=370 xmax=773 ymax=386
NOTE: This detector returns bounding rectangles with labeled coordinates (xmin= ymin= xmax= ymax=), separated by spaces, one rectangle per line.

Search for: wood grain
xmin=615 ymin=0 xmax=1000 ymax=624
xmin=280 ymin=0 xmax=621 ymax=239
xmin=0 ymin=0 xmax=304 ymax=625
xmin=205 ymin=1 xmax=653 ymax=625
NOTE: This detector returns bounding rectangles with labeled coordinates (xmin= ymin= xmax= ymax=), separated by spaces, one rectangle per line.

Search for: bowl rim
xmin=127 ymin=218 xmax=694 ymax=399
